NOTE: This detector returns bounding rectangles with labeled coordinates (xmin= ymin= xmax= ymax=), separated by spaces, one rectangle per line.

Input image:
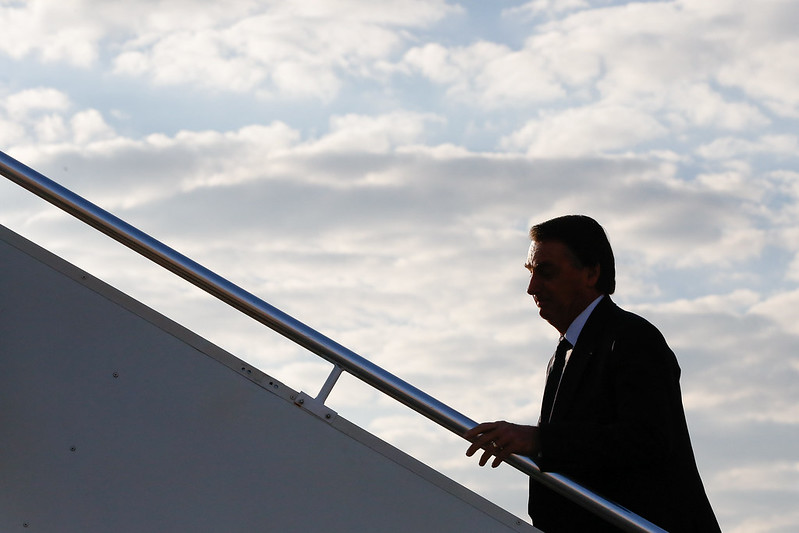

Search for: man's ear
xmin=585 ymin=263 xmax=600 ymax=289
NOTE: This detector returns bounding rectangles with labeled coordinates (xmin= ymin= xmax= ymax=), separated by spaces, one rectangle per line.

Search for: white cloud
xmin=401 ymin=41 xmax=566 ymax=107
xmin=71 ymin=109 xmax=115 ymax=145
xmin=4 ymin=87 xmax=71 ymax=119
xmin=2 ymin=0 xmax=457 ymax=99
xmin=0 ymin=118 xmax=26 ymax=146
xmin=696 ymin=135 xmax=799 ymax=161
xmin=33 ymin=114 xmax=69 ymax=143
xmin=749 ymin=289 xmax=799 ymax=336
xmin=713 ymin=461 xmax=799 ymax=493
xmin=504 ymin=0 xmax=589 ymax=19
xmin=528 ymin=0 xmax=797 ymax=105
xmin=8 ymin=105 xmax=779 ymax=278
xmin=501 ymin=104 xmax=667 ymax=156
xmin=663 ymin=82 xmax=769 ymax=131
xmin=114 ymin=30 xmax=268 ymax=93
xmin=727 ymin=512 xmax=799 ymax=533
xmin=640 ymin=289 xmax=762 ymax=315
xmin=0 ymin=0 xmax=104 ymax=66
xmin=0 ymin=88 xmax=76 ymax=146
xmin=115 ymin=0 xmax=457 ymax=98
xmin=717 ymin=39 xmax=799 ymax=118
xmin=401 ymin=0 xmax=794 ymax=160
xmin=305 ymin=112 xmax=443 ymax=155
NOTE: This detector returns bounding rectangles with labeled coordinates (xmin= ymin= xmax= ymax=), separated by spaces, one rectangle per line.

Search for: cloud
xmin=663 ymin=82 xmax=770 ymax=131
xmin=397 ymin=0 xmax=793 ymax=163
xmin=696 ymin=135 xmax=799 ymax=161
xmin=120 ymin=2 xmax=452 ymax=99
xmin=710 ymin=460 xmax=799 ymax=533
xmin=0 ymin=0 xmax=105 ymax=66
xmin=400 ymin=41 xmax=566 ymax=107
xmin=504 ymin=0 xmax=590 ymax=20
xmin=70 ymin=109 xmax=115 ymax=145
xmin=0 ymin=87 xmax=124 ymax=151
xmin=713 ymin=460 xmax=799 ymax=496
xmin=749 ymin=289 xmax=799 ymax=336
xmin=522 ymin=0 xmax=799 ymax=112
xmin=1 ymin=0 xmax=458 ymax=100
xmin=501 ymin=104 xmax=667 ymax=156
xmin=8 ymin=101 xmax=786 ymax=279
xmin=304 ymin=112 xmax=444 ymax=155
xmin=113 ymin=29 xmax=271 ymax=93
xmin=4 ymin=87 xmax=71 ymax=119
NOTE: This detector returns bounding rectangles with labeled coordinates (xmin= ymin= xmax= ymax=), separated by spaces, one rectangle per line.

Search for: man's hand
xmin=464 ymin=421 xmax=541 ymax=468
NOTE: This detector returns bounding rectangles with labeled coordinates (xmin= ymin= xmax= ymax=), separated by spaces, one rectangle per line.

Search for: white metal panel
xmin=0 ymin=225 xmax=538 ymax=533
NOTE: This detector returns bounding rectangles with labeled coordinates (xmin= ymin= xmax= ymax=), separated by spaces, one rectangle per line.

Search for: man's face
xmin=525 ymin=240 xmax=601 ymax=334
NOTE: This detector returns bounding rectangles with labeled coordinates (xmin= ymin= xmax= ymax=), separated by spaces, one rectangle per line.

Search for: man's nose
xmin=527 ymin=275 xmax=537 ymax=296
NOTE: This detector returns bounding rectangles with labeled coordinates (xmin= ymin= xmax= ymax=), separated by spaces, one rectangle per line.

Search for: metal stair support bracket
xmin=293 ymin=391 xmax=338 ymax=422
xmin=316 ymin=364 xmax=344 ymax=404
xmin=0 ymin=149 xmax=667 ymax=533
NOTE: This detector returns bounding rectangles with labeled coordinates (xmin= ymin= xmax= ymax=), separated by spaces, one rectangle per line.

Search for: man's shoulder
xmin=587 ymin=299 xmax=678 ymax=373
xmin=593 ymin=298 xmax=665 ymax=341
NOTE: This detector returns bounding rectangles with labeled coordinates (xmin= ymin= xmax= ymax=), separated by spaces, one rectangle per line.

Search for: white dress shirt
xmin=562 ymin=294 xmax=604 ymax=366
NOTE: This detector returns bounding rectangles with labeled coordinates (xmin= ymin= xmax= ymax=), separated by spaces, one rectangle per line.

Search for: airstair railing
xmin=0 ymin=149 xmax=666 ymax=533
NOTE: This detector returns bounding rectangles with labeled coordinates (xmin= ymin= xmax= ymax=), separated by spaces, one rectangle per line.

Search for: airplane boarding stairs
xmin=0 ymin=223 xmax=535 ymax=532
xmin=0 ymin=151 xmax=664 ymax=532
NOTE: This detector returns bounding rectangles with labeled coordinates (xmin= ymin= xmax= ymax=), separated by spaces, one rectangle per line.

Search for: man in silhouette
xmin=465 ymin=215 xmax=719 ymax=532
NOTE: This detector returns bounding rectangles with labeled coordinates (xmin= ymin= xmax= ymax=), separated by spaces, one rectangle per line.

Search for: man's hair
xmin=529 ymin=215 xmax=616 ymax=295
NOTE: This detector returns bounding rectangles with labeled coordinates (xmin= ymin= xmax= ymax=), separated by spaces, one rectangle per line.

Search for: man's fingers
xmin=467 ymin=435 xmax=508 ymax=467
xmin=464 ymin=424 xmax=498 ymax=450
xmin=465 ymin=441 xmax=481 ymax=457
xmin=463 ymin=421 xmax=498 ymax=440
xmin=479 ymin=448 xmax=495 ymax=467
xmin=465 ymin=420 xmax=523 ymax=468
xmin=466 ymin=434 xmax=495 ymax=457
xmin=491 ymin=447 xmax=513 ymax=468
xmin=465 ymin=421 xmax=537 ymax=468
xmin=481 ymin=445 xmax=513 ymax=468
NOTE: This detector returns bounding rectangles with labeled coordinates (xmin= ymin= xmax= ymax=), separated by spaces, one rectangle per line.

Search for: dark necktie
xmin=540 ymin=337 xmax=572 ymax=423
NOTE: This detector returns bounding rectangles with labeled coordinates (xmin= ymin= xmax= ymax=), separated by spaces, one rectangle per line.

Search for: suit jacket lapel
xmin=549 ymin=297 xmax=616 ymax=421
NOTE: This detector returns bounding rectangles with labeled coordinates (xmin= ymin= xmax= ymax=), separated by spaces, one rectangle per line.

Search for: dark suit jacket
xmin=529 ymin=297 xmax=720 ymax=532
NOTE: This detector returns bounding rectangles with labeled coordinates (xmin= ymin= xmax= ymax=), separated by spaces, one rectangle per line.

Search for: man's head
xmin=525 ymin=215 xmax=615 ymax=333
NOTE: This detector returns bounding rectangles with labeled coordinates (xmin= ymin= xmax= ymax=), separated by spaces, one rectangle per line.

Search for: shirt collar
xmin=563 ymin=295 xmax=604 ymax=347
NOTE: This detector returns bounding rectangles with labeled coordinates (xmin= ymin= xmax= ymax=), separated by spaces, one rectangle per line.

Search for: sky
xmin=2 ymin=0 xmax=799 ymax=530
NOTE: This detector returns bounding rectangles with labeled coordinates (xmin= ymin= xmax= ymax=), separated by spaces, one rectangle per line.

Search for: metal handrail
xmin=0 ymin=149 xmax=666 ymax=533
